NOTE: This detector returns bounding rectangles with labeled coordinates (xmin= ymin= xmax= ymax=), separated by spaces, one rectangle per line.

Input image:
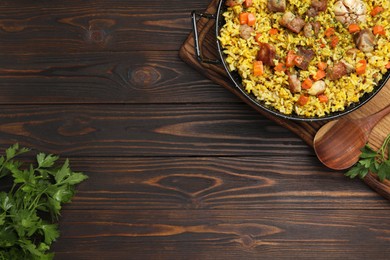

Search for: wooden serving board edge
xmin=179 ymin=0 xmax=390 ymax=201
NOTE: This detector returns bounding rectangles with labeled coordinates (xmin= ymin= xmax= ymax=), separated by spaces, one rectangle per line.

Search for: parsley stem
xmin=379 ymin=134 xmax=390 ymax=160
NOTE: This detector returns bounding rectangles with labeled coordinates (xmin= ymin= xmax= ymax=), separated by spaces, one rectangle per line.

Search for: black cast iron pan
xmin=192 ymin=0 xmax=390 ymax=121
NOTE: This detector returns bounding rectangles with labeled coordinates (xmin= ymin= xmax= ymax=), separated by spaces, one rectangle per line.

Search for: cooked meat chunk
xmin=312 ymin=0 xmax=328 ymax=11
xmin=307 ymin=0 xmax=328 ymax=17
xmin=346 ymin=48 xmax=359 ymax=55
xmin=303 ymin=23 xmax=314 ymax=37
xmin=334 ymin=0 xmax=366 ymax=26
xmin=327 ymin=62 xmax=347 ymax=80
xmin=333 ymin=0 xmax=348 ymax=17
xmin=296 ymin=47 xmax=315 ymax=70
xmin=303 ymin=22 xmax=321 ymax=38
xmin=308 ymin=80 xmax=326 ymax=95
xmin=257 ymin=43 xmax=276 ymax=66
xmin=287 ymin=73 xmax=302 ymax=93
xmin=280 ymin=12 xmax=306 ymax=34
xmin=280 ymin=11 xmax=295 ymax=25
xmin=354 ymin=29 xmax=376 ymax=53
xmin=306 ymin=8 xmax=318 ymax=17
xmin=340 ymin=59 xmax=355 ymax=73
xmin=346 ymin=48 xmax=359 ymax=59
xmin=239 ymin=24 xmax=254 ymax=40
xmin=225 ymin=0 xmax=242 ymax=7
xmin=267 ymin=0 xmax=286 ymax=12
xmin=290 ymin=19 xmax=306 ymax=34
xmin=312 ymin=21 xmax=321 ymax=34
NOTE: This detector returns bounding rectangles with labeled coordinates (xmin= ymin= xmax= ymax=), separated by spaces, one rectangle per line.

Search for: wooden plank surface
xmin=52 ymin=209 xmax=390 ymax=260
xmin=0 ymin=104 xmax=309 ymax=156
xmin=0 ymin=0 xmax=389 ymax=259
xmin=0 ymin=0 xmax=206 ymax=53
xmin=54 ymin=157 xmax=389 ymax=210
xmin=0 ymin=51 xmax=237 ymax=104
xmin=179 ymin=0 xmax=390 ymax=199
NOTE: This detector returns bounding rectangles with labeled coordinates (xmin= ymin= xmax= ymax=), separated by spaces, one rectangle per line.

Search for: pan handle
xmin=191 ymin=11 xmax=221 ymax=64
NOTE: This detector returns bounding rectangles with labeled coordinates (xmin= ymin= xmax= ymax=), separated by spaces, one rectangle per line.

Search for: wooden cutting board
xmin=179 ymin=0 xmax=390 ymax=200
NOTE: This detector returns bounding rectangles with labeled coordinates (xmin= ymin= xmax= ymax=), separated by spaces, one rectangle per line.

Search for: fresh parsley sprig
xmin=346 ymin=133 xmax=390 ymax=182
xmin=0 ymin=144 xmax=88 ymax=260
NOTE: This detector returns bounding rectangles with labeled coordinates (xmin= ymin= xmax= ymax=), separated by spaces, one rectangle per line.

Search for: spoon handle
xmin=360 ymin=103 xmax=390 ymax=133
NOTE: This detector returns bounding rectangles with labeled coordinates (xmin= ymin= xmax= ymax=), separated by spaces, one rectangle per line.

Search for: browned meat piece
xmin=280 ymin=12 xmax=295 ymax=26
xmin=287 ymin=72 xmax=302 ymax=93
xmin=340 ymin=59 xmax=355 ymax=73
xmin=280 ymin=12 xmax=306 ymax=34
xmin=225 ymin=0 xmax=241 ymax=7
xmin=311 ymin=0 xmax=328 ymax=11
xmin=303 ymin=22 xmax=320 ymax=37
xmin=327 ymin=62 xmax=347 ymax=80
xmin=303 ymin=23 xmax=314 ymax=37
xmin=289 ymin=16 xmax=306 ymax=33
xmin=346 ymin=48 xmax=359 ymax=56
xmin=312 ymin=21 xmax=321 ymax=34
xmin=306 ymin=8 xmax=318 ymax=17
xmin=257 ymin=43 xmax=276 ymax=66
xmin=354 ymin=29 xmax=376 ymax=52
xmin=346 ymin=48 xmax=359 ymax=59
xmin=239 ymin=24 xmax=254 ymax=40
xmin=307 ymin=0 xmax=328 ymax=17
xmin=267 ymin=0 xmax=286 ymax=12
xmin=296 ymin=47 xmax=315 ymax=70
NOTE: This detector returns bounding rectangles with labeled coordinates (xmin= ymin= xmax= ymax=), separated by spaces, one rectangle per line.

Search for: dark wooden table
xmin=1 ymin=0 xmax=390 ymax=259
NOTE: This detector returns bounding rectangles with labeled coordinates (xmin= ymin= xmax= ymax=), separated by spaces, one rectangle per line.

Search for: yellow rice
xmin=218 ymin=0 xmax=390 ymax=117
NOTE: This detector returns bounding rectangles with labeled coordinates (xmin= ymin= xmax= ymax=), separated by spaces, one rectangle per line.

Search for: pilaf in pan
xmin=218 ymin=0 xmax=390 ymax=117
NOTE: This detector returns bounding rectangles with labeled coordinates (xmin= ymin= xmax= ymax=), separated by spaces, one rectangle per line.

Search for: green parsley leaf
xmin=369 ymin=160 xmax=380 ymax=173
xmin=0 ymin=214 xmax=5 ymax=226
xmin=40 ymin=224 xmax=59 ymax=245
xmin=0 ymin=227 xmax=18 ymax=247
xmin=47 ymin=197 xmax=62 ymax=219
xmin=54 ymin=159 xmax=71 ymax=183
xmin=346 ymin=134 xmax=390 ymax=182
xmin=52 ymin=185 xmax=74 ymax=203
xmin=10 ymin=168 xmax=31 ymax=184
xmin=37 ymin=153 xmax=58 ymax=168
xmin=19 ymin=239 xmax=44 ymax=257
xmin=0 ymin=192 xmax=13 ymax=212
xmin=5 ymin=144 xmax=29 ymax=161
xmin=345 ymin=163 xmax=369 ymax=179
xmin=63 ymin=172 xmax=89 ymax=185
xmin=5 ymin=144 xmax=18 ymax=160
xmin=377 ymin=160 xmax=390 ymax=182
xmin=358 ymin=158 xmax=374 ymax=168
xmin=0 ymin=144 xmax=88 ymax=259
xmin=359 ymin=145 xmax=377 ymax=158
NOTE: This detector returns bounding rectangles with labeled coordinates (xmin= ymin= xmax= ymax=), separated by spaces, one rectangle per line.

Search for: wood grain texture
xmin=314 ymin=105 xmax=390 ymax=170
xmin=0 ymin=51 xmax=238 ymax=104
xmin=63 ymin=157 xmax=389 ymax=210
xmin=1 ymin=0 xmax=390 ymax=258
xmin=0 ymin=104 xmax=309 ymax=156
xmin=0 ymin=0 xmax=206 ymax=53
xmin=52 ymin=209 xmax=390 ymax=260
xmin=179 ymin=0 xmax=390 ymax=200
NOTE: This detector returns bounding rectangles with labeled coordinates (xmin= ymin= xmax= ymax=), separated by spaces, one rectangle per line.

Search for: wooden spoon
xmin=313 ymin=104 xmax=390 ymax=170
